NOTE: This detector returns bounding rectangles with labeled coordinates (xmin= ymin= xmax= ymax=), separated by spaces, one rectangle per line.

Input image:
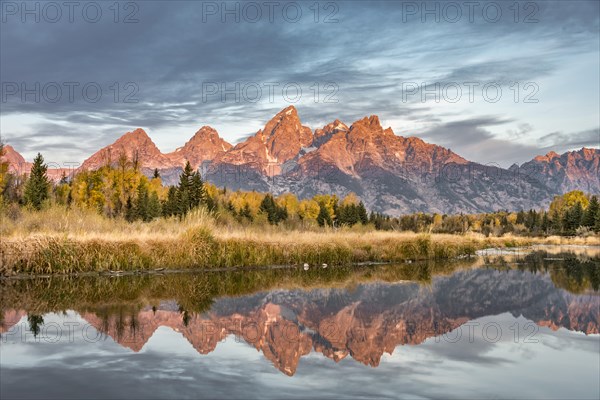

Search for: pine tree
xmin=317 ymin=203 xmax=332 ymax=227
xmin=66 ymin=190 xmax=73 ymax=208
xmin=572 ymin=202 xmax=584 ymax=231
xmin=27 ymin=314 xmax=44 ymax=338
xmin=337 ymin=204 xmax=348 ymax=225
xmin=147 ymin=191 xmax=162 ymax=220
xmin=190 ymin=171 xmax=205 ymax=208
xmin=0 ymin=144 xmax=9 ymax=199
xmin=176 ymin=162 xmax=194 ymax=216
xmin=357 ymin=202 xmax=368 ymax=224
xmin=125 ymin=195 xmax=135 ymax=222
xmin=561 ymin=208 xmax=571 ymax=235
xmin=134 ymin=181 xmax=150 ymax=221
xmin=516 ymin=210 xmax=526 ymax=224
xmin=596 ymin=204 xmax=600 ymax=233
xmin=260 ymin=194 xmax=283 ymax=224
xmin=163 ymin=186 xmax=178 ymax=217
xmin=550 ymin=208 xmax=562 ymax=234
xmin=240 ymin=203 xmax=253 ymax=222
xmin=563 ymin=203 xmax=584 ymax=235
xmin=174 ymin=162 xmax=205 ymax=217
xmin=277 ymin=203 xmax=288 ymax=222
xmin=23 ymin=153 xmax=50 ymax=210
xmin=540 ymin=211 xmax=549 ymax=235
xmin=205 ymin=193 xmax=216 ymax=212
xmin=583 ymin=195 xmax=599 ymax=230
xmin=226 ymin=200 xmax=236 ymax=217
xmin=153 ymin=168 xmax=160 ymax=179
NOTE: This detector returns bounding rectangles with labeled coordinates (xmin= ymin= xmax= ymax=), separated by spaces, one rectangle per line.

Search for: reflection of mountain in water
xmin=4 ymin=267 xmax=597 ymax=376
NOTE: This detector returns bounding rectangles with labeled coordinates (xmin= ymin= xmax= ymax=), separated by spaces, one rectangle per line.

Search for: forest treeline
xmin=1 ymin=148 xmax=599 ymax=236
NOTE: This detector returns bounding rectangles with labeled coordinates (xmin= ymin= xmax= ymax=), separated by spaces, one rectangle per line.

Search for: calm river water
xmin=1 ymin=248 xmax=599 ymax=399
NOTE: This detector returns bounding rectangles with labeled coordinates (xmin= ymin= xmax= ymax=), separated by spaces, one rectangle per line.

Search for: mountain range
xmin=3 ymin=106 xmax=599 ymax=215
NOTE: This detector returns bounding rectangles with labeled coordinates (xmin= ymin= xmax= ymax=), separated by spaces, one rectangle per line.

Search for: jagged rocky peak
xmin=81 ymin=128 xmax=172 ymax=171
xmin=313 ymin=119 xmax=349 ymax=146
xmin=352 ymin=115 xmax=384 ymax=130
xmin=1 ymin=144 xmax=27 ymax=166
xmin=217 ymin=106 xmax=314 ymax=170
xmin=187 ymin=126 xmax=226 ymax=142
xmin=533 ymin=150 xmax=560 ymax=162
xmin=116 ymin=128 xmax=155 ymax=146
xmin=169 ymin=126 xmax=233 ymax=169
xmin=260 ymin=105 xmax=313 ymax=152
xmin=522 ymin=147 xmax=600 ymax=193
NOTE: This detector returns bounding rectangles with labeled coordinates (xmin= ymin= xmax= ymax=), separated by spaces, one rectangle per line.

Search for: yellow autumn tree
xmin=0 ymin=144 xmax=9 ymax=202
xmin=298 ymin=199 xmax=320 ymax=221
xmin=313 ymin=194 xmax=338 ymax=220
xmin=549 ymin=190 xmax=590 ymax=216
xmin=277 ymin=193 xmax=299 ymax=218
xmin=340 ymin=193 xmax=359 ymax=206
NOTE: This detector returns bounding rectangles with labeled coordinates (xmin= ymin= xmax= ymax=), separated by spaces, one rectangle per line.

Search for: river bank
xmin=1 ymin=207 xmax=598 ymax=276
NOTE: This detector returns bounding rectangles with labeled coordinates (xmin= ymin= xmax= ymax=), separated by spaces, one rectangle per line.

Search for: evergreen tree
xmin=572 ymin=202 xmax=584 ymax=231
xmin=240 ymin=203 xmax=253 ymax=222
xmin=66 ymin=189 xmax=73 ymax=208
xmin=317 ymin=203 xmax=332 ymax=227
xmin=277 ymin=203 xmax=288 ymax=222
xmin=153 ymin=168 xmax=160 ymax=179
xmin=174 ymin=161 xmax=205 ymax=217
xmin=561 ymin=208 xmax=571 ymax=234
xmin=526 ymin=209 xmax=539 ymax=230
xmin=27 ymin=314 xmax=44 ymax=338
xmin=176 ymin=162 xmax=194 ymax=216
xmin=226 ymin=200 xmax=236 ymax=217
xmin=550 ymin=208 xmax=562 ymax=234
xmin=332 ymin=199 xmax=339 ymax=225
xmin=357 ymin=202 xmax=368 ymax=224
xmin=125 ymin=195 xmax=135 ymax=222
xmin=134 ymin=181 xmax=150 ymax=221
xmin=260 ymin=194 xmax=286 ymax=224
xmin=337 ymin=204 xmax=349 ymax=225
xmin=0 ymin=144 xmax=9 ymax=200
xmin=516 ymin=210 xmax=526 ymax=225
xmin=147 ymin=191 xmax=162 ymax=220
xmin=583 ymin=195 xmax=599 ymax=230
xmin=563 ymin=203 xmax=584 ymax=235
xmin=162 ymin=186 xmax=177 ymax=217
xmin=205 ymin=193 xmax=216 ymax=212
xmin=540 ymin=211 xmax=549 ymax=234
xmin=347 ymin=205 xmax=359 ymax=225
xmin=190 ymin=171 xmax=205 ymax=208
xmin=23 ymin=153 xmax=50 ymax=210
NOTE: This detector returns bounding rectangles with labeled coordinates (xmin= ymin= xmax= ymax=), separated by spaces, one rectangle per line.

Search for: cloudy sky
xmin=1 ymin=0 xmax=599 ymax=167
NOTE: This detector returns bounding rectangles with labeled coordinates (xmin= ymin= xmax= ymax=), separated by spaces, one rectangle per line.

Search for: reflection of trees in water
xmin=1 ymin=253 xmax=596 ymax=322
xmin=27 ymin=314 xmax=44 ymax=337
xmin=179 ymin=305 xmax=190 ymax=327
xmin=518 ymin=251 xmax=600 ymax=293
xmin=96 ymin=305 xmax=142 ymax=340
xmin=0 ymin=261 xmax=462 ymax=318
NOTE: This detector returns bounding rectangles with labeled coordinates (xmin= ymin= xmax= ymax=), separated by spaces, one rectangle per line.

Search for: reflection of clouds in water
xmin=2 ymin=262 xmax=599 ymax=399
xmin=538 ymin=327 xmax=600 ymax=354
xmin=2 ymin=311 xmax=599 ymax=399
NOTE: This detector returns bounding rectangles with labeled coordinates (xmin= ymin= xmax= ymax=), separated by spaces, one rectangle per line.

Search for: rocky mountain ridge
xmin=3 ymin=106 xmax=599 ymax=214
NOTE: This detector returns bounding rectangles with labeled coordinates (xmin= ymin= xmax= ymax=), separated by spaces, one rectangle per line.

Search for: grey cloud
xmin=0 ymin=0 xmax=598 ymax=165
xmin=419 ymin=116 xmax=544 ymax=167
xmin=538 ymin=128 xmax=600 ymax=151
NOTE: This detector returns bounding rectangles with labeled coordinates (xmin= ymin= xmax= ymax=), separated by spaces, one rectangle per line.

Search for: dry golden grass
xmin=1 ymin=206 xmax=598 ymax=275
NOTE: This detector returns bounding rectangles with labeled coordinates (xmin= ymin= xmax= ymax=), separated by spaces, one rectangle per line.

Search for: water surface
xmin=1 ymin=250 xmax=599 ymax=399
